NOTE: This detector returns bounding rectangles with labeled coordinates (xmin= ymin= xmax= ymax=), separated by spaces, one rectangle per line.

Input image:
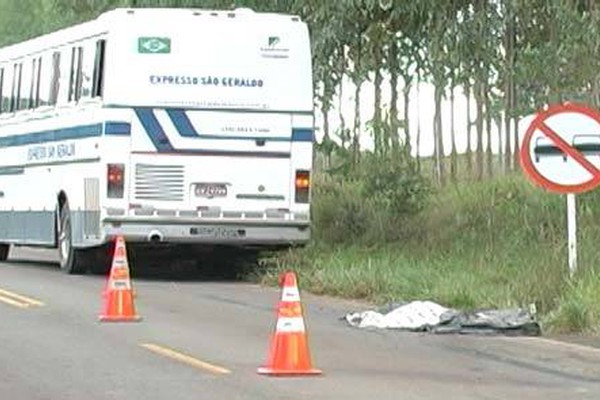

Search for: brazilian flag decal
xmin=138 ymin=37 xmax=171 ymax=54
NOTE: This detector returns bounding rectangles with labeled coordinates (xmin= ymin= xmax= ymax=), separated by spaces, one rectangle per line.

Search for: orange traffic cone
xmin=258 ymin=271 xmax=322 ymax=376
xmin=99 ymin=236 xmax=141 ymax=322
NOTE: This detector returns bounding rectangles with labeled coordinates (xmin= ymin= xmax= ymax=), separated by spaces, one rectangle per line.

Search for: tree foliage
xmin=1 ymin=0 xmax=599 ymax=184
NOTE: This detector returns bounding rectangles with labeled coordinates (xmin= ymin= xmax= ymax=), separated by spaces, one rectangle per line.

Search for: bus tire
xmin=86 ymin=245 xmax=112 ymax=275
xmin=58 ymin=201 xmax=86 ymax=274
xmin=0 ymin=244 xmax=9 ymax=261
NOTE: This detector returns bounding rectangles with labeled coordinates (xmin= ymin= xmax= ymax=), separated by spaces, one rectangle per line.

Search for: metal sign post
xmin=566 ymin=193 xmax=577 ymax=277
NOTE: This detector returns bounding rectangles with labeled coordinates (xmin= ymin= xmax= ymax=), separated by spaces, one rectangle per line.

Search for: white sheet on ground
xmin=345 ymin=301 xmax=451 ymax=330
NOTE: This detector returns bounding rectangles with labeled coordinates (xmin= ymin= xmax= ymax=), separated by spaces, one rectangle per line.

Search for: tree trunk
xmin=503 ymin=0 xmax=515 ymax=173
xmin=416 ymin=83 xmax=422 ymax=172
xmin=352 ymin=40 xmax=362 ymax=166
xmin=321 ymin=106 xmax=330 ymax=169
xmin=338 ymin=45 xmax=347 ymax=148
xmin=504 ymin=108 xmax=512 ymax=173
xmin=403 ymin=79 xmax=412 ymax=156
xmin=352 ymin=80 xmax=361 ymax=166
xmin=495 ymin=114 xmax=503 ymax=171
xmin=485 ymin=83 xmax=493 ymax=178
xmin=475 ymin=80 xmax=484 ymax=181
xmin=373 ymin=63 xmax=383 ymax=155
xmin=371 ymin=23 xmax=384 ymax=155
xmin=434 ymin=83 xmax=445 ymax=186
xmin=389 ymin=40 xmax=400 ymax=152
xmin=450 ymin=85 xmax=457 ymax=182
xmin=465 ymin=83 xmax=473 ymax=177
xmin=513 ymin=116 xmax=520 ymax=170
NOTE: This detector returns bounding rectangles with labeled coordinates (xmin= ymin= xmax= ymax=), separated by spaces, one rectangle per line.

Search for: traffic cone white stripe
xmin=281 ymin=286 xmax=300 ymax=302
xmin=111 ymin=280 xmax=131 ymax=290
xmin=276 ymin=317 xmax=306 ymax=333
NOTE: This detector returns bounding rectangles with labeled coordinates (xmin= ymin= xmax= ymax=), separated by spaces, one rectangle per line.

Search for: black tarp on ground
xmin=345 ymin=301 xmax=541 ymax=336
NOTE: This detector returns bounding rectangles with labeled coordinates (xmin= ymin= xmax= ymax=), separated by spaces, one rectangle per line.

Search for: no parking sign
xmin=520 ymin=103 xmax=600 ymax=193
xmin=520 ymin=102 xmax=600 ymax=277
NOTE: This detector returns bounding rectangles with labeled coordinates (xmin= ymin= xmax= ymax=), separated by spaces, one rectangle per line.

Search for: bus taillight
xmin=295 ymin=170 xmax=310 ymax=203
xmin=107 ymin=163 xmax=124 ymax=198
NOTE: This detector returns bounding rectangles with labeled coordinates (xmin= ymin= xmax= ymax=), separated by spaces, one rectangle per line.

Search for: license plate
xmin=194 ymin=183 xmax=227 ymax=198
xmin=190 ymin=226 xmax=244 ymax=238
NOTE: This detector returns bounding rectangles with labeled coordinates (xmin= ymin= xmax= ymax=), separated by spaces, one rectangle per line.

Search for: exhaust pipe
xmin=148 ymin=230 xmax=163 ymax=243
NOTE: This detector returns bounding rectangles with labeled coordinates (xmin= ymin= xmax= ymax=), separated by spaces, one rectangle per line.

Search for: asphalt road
xmin=1 ymin=247 xmax=600 ymax=400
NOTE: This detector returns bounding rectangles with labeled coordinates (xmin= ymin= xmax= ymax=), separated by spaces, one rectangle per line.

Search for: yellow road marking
xmin=140 ymin=343 xmax=231 ymax=375
xmin=0 ymin=288 xmax=44 ymax=308
xmin=0 ymin=294 xmax=30 ymax=308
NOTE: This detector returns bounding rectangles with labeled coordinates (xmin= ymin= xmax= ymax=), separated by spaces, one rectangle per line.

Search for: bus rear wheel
xmin=58 ymin=202 xmax=87 ymax=274
xmin=86 ymin=245 xmax=112 ymax=275
xmin=0 ymin=244 xmax=9 ymax=261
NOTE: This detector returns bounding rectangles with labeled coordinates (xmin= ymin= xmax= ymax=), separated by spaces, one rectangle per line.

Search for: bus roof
xmin=0 ymin=8 xmax=305 ymax=62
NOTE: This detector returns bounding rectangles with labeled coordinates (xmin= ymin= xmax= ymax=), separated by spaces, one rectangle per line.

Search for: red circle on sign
xmin=520 ymin=102 xmax=600 ymax=194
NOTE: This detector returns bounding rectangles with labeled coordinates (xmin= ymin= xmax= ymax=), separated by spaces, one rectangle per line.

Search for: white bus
xmin=0 ymin=8 xmax=314 ymax=274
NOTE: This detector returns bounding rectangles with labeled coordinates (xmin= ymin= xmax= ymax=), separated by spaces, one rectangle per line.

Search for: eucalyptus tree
xmin=364 ymin=14 xmax=388 ymax=155
xmin=469 ymin=0 xmax=494 ymax=181
xmin=454 ymin=7 xmax=475 ymax=177
xmin=422 ymin=0 xmax=471 ymax=185
xmin=501 ymin=0 xmax=516 ymax=173
xmin=363 ymin=0 xmax=426 ymax=156
xmin=295 ymin=0 xmax=345 ymax=167
xmin=423 ymin=2 xmax=451 ymax=186
xmin=343 ymin=1 xmax=373 ymax=166
xmin=444 ymin=9 xmax=464 ymax=182
xmin=484 ymin=2 xmax=502 ymax=178
xmin=386 ymin=2 xmax=429 ymax=156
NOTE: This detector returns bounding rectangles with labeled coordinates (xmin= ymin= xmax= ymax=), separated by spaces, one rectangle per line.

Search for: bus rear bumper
xmin=101 ymin=219 xmax=310 ymax=246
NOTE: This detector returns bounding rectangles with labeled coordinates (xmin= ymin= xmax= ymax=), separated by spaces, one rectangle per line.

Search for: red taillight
xmin=295 ymin=170 xmax=310 ymax=203
xmin=107 ymin=163 xmax=124 ymax=198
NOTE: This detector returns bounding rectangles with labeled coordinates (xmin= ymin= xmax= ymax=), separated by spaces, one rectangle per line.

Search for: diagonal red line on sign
xmin=538 ymin=122 xmax=600 ymax=178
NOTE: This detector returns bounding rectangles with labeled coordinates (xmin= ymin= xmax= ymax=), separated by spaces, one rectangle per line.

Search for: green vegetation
xmin=256 ymin=171 xmax=600 ymax=334
xmin=3 ymin=1 xmax=600 ymax=333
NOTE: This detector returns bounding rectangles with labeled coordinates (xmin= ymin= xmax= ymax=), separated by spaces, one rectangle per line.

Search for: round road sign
xmin=520 ymin=103 xmax=600 ymax=194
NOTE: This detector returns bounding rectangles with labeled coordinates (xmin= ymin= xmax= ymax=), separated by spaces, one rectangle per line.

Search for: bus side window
xmin=57 ymin=48 xmax=72 ymax=105
xmin=68 ymin=47 xmax=76 ymax=102
xmin=49 ymin=51 xmax=61 ymax=105
xmin=74 ymin=46 xmax=84 ymax=102
xmin=10 ymin=63 xmax=22 ymax=112
xmin=18 ymin=59 xmax=33 ymax=111
xmin=92 ymin=39 xmax=106 ymax=98
xmin=66 ymin=45 xmax=85 ymax=102
xmin=79 ymin=41 xmax=96 ymax=99
xmin=27 ymin=58 xmax=37 ymax=109
xmin=34 ymin=57 xmax=42 ymax=108
xmin=17 ymin=59 xmax=35 ymax=110
xmin=38 ymin=53 xmax=55 ymax=107
xmin=0 ymin=66 xmax=12 ymax=114
xmin=55 ymin=50 xmax=70 ymax=105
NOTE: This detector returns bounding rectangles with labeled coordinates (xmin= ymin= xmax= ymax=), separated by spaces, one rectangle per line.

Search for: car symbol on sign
xmin=534 ymin=135 xmax=600 ymax=162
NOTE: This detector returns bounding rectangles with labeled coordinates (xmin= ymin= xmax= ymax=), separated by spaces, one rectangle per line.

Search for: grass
xmin=253 ymin=172 xmax=600 ymax=334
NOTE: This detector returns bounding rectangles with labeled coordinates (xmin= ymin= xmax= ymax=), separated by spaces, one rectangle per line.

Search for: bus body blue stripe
xmin=0 ymin=110 xmax=312 ymax=149
xmin=105 ymin=122 xmax=131 ymax=136
xmin=166 ymin=109 xmax=199 ymax=137
xmin=0 ymin=124 xmax=102 ymax=148
xmin=291 ymin=128 xmax=313 ymax=142
xmin=0 ymin=121 xmax=132 ymax=148
xmin=134 ymin=108 xmax=175 ymax=151
xmin=166 ymin=108 xmax=313 ymax=142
